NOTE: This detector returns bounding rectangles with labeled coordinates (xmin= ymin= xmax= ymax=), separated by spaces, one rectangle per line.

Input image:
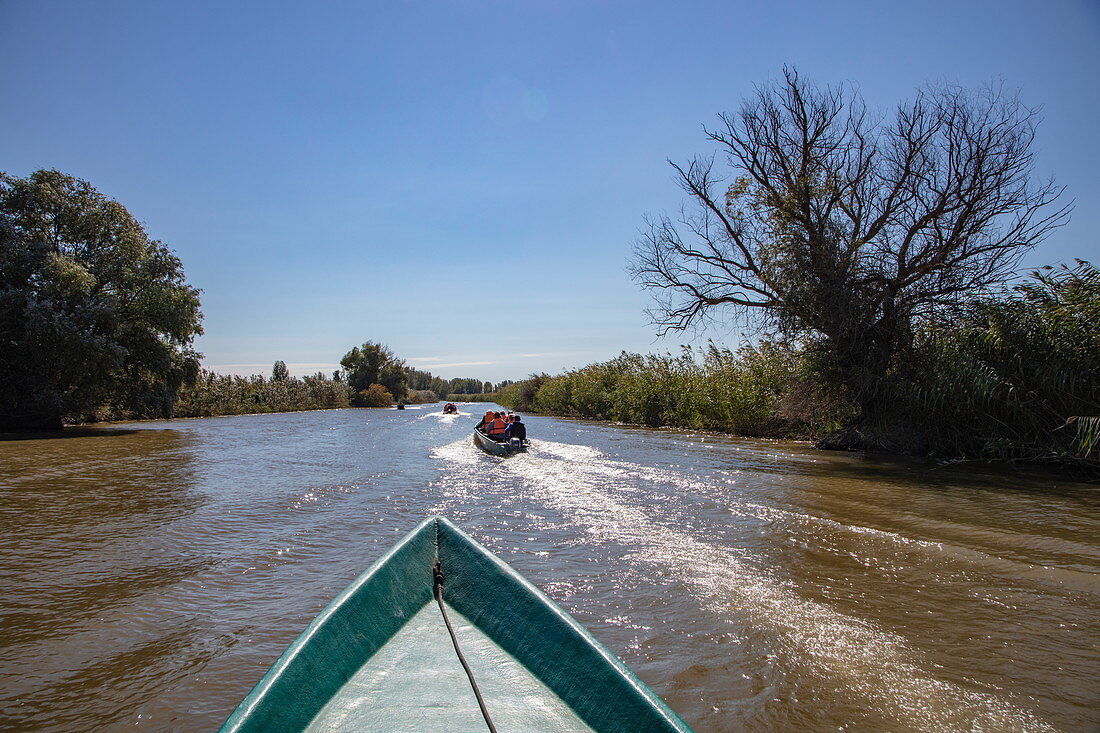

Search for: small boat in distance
xmin=443 ymin=402 xmax=458 ymax=414
xmin=473 ymin=427 xmax=527 ymax=456
xmin=219 ymin=517 xmax=692 ymax=732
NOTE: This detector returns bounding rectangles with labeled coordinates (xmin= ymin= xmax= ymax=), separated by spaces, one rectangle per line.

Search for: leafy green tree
xmin=340 ymin=341 xmax=407 ymax=406
xmin=0 ymin=170 xmax=203 ymax=429
xmin=406 ymin=367 xmax=432 ymax=391
xmin=496 ymin=374 xmax=549 ymax=412
xmin=271 ymin=360 xmax=290 ymax=381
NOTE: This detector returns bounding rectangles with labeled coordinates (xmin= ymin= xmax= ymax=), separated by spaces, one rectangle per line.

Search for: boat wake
xmin=431 ymin=437 xmax=1054 ymax=732
xmin=421 ymin=411 xmax=470 ymax=423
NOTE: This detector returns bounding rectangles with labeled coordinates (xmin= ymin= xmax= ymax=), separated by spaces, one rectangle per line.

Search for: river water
xmin=0 ymin=405 xmax=1096 ymax=732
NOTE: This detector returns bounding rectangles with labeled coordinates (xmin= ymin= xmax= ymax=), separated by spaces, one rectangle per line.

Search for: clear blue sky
xmin=3 ymin=1 xmax=1098 ymax=382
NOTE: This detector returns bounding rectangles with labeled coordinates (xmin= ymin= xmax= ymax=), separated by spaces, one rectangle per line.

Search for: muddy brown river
xmin=1 ymin=405 xmax=1096 ymax=731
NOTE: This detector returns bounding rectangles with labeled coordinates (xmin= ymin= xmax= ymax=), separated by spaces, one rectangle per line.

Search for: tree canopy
xmin=630 ymin=70 xmax=1069 ymax=448
xmin=0 ymin=170 xmax=203 ymax=429
xmin=340 ymin=341 xmax=408 ymax=405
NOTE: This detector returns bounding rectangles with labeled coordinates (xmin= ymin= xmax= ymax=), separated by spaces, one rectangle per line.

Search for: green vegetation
xmin=630 ymin=70 xmax=1070 ymax=453
xmin=498 ymin=264 xmax=1098 ymax=472
xmin=570 ymin=68 xmax=1098 ymax=471
xmin=340 ymin=342 xmax=408 ymax=407
xmin=406 ymin=390 xmax=439 ymax=404
xmin=496 ymin=345 xmax=836 ymax=437
xmin=168 ymin=342 xmax=500 ymax=418
xmin=444 ymin=381 xmax=525 ymax=404
xmin=11 ymin=87 xmax=1090 ymax=470
xmin=355 ymin=383 xmax=394 ymax=408
xmin=0 ymin=167 xmax=495 ymax=428
xmin=174 ymin=348 xmax=497 ymax=416
xmin=174 ymin=370 xmax=350 ymax=417
xmin=408 ymin=369 xmax=495 ymax=401
xmin=1 ymin=170 xmax=202 ymax=430
xmin=173 ymin=361 xmax=474 ymax=417
xmin=335 ymin=344 xmax=500 ymax=408
xmin=898 ymin=261 xmax=1100 ymax=467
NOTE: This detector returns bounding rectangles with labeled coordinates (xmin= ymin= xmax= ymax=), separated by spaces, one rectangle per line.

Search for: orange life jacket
xmin=486 ymin=418 xmax=507 ymax=436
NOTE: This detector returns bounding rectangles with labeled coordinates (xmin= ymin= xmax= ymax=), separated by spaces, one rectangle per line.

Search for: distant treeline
xmin=337 ymin=342 xmax=505 ymax=408
xmin=60 ymin=347 xmax=504 ymax=424
xmin=169 ymin=361 xmax=503 ymax=419
xmin=497 ymin=263 xmax=1099 ymax=473
xmin=174 ymin=370 xmax=351 ymax=417
xmin=445 ymin=393 xmax=500 ymax=403
xmin=408 ymin=371 xmax=508 ymax=401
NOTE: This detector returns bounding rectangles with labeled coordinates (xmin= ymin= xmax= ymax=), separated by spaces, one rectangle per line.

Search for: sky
xmin=2 ymin=0 xmax=1098 ymax=382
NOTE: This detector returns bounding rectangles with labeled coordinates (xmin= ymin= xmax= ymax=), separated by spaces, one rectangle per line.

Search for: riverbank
xmin=494 ymin=337 xmax=1099 ymax=477
xmin=58 ymin=373 xmax=451 ymax=427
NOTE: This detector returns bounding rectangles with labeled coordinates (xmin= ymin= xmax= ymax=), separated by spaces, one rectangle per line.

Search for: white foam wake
xmin=442 ymin=439 xmax=1054 ymax=732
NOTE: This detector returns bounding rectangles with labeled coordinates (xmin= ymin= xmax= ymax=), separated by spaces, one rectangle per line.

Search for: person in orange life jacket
xmin=504 ymin=415 xmax=525 ymax=442
xmin=476 ymin=410 xmax=494 ymax=430
xmin=485 ymin=412 xmax=508 ymax=440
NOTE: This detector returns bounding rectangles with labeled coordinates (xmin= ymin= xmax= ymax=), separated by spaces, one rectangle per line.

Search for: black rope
xmin=433 ymin=561 xmax=498 ymax=733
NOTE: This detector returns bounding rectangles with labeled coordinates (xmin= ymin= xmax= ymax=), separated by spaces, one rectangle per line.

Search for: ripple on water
xmin=1 ymin=408 xmax=1097 ymax=732
xmin=434 ymin=437 xmax=1077 ymax=732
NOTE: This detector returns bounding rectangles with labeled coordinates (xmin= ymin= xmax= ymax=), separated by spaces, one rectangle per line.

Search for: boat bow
xmin=220 ymin=517 xmax=691 ymax=732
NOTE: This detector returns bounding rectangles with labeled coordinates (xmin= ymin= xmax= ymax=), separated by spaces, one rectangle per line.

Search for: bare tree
xmin=630 ymin=69 xmax=1070 ymax=445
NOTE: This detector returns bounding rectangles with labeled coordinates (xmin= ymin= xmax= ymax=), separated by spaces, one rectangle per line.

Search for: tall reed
xmin=904 ymin=260 xmax=1100 ymax=468
xmin=499 ymin=343 xmax=834 ymax=438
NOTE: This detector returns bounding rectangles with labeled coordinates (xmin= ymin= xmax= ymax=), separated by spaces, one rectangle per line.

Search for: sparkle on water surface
xmin=0 ymin=406 xmax=1096 ymax=731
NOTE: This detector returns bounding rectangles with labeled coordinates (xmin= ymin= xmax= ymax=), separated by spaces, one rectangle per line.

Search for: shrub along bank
xmin=497 ymin=263 xmax=1099 ymax=473
xmin=496 ymin=342 xmax=842 ymax=439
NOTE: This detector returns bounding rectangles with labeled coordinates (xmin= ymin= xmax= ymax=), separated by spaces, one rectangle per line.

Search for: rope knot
xmin=433 ymin=560 xmax=444 ymax=588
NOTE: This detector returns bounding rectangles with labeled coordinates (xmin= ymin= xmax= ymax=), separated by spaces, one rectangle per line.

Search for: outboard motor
xmin=508 ymin=437 xmax=522 ymax=449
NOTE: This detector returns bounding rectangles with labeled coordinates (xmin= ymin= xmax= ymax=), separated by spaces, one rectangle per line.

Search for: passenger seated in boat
xmin=476 ymin=410 xmax=494 ymax=430
xmin=485 ymin=412 xmax=508 ymax=441
xmin=504 ymin=415 xmax=526 ymax=442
